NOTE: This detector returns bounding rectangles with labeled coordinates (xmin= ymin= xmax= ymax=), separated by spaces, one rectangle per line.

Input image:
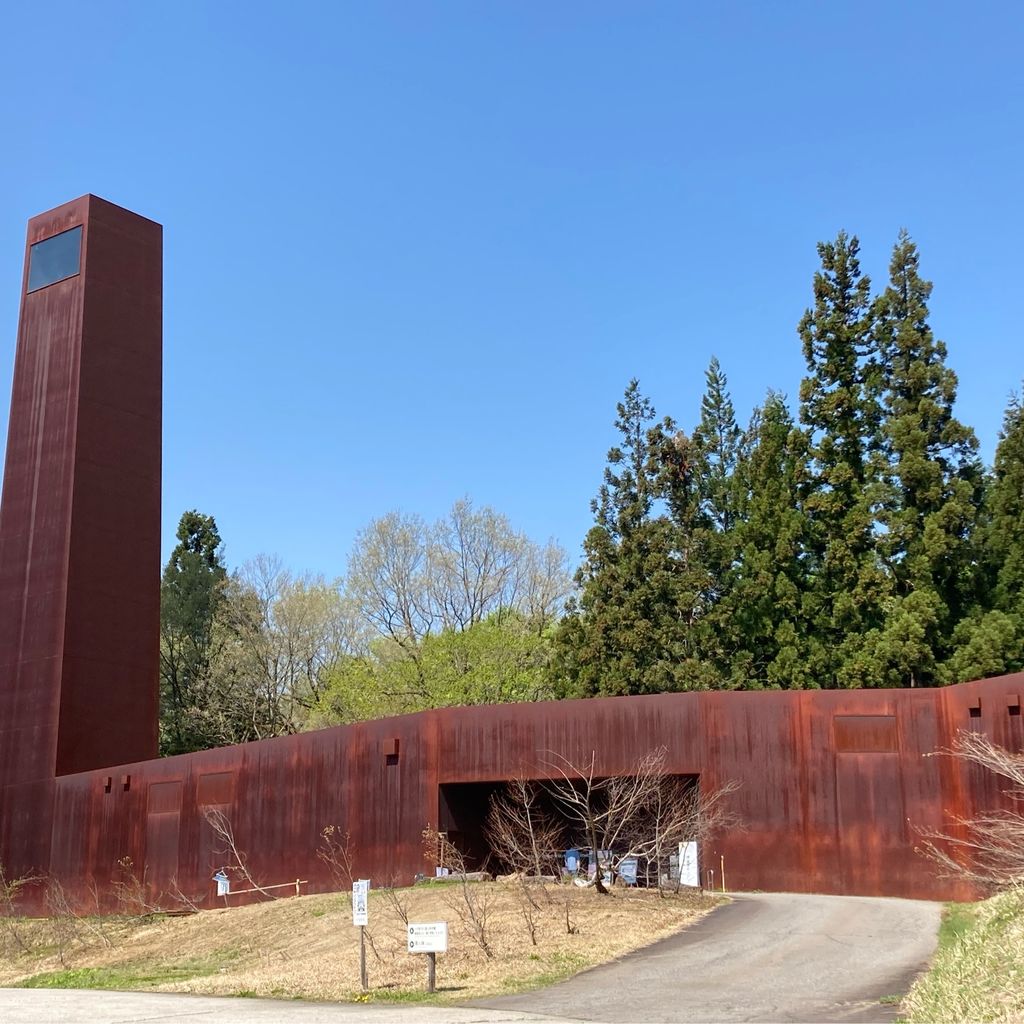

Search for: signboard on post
xmin=407 ymin=921 xmax=448 ymax=953
xmin=408 ymin=921 xmax=447 ymax=994
xmin=352 ymin=879 xmax=369 ymax=926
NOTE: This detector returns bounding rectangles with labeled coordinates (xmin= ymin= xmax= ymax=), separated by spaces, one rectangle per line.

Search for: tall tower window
xmin=27 ymin=226 xmax=82 ymax=292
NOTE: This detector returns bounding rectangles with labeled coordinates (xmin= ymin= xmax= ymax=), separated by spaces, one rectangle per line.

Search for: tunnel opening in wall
xmin=437 ymin=773 xmax=702 ymax=887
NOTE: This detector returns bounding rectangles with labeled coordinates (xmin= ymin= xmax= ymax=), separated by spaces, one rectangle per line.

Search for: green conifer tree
xmin=159 ymin=510 xmax=228 ymax=754
xmin=552 ymin=380 xmax=715 ymax=695
xmin=797 ymin=232 xmax=891 ymax=686
xmin=867 ymin=231 xmax=982 ymax=685
xmin=945 ymin=390 xmax=1024 ymax=680
xmin=714 ymin=393 xmax=815 ymax=687
xmin=693 ymin=356 xmax=742 ymax=534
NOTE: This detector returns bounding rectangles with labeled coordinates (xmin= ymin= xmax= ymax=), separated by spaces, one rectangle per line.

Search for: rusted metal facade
xmin=1 ymin=199 xmax=1022 ymax=912
xmin=0 ymin=197 xmax=161 ymax=896
xmin=26 ymin=677 xmax=1024 ymax=908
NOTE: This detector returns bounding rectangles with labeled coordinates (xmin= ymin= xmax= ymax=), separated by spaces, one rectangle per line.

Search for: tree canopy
xmin=160 ymin=231 xmax=1024 ymax=750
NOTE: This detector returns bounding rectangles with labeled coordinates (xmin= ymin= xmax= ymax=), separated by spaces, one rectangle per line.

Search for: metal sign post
xmin=352 ymin=879 xmax=370 ymax=990
xmin=407 ymin=921 xmax=448 ymax=994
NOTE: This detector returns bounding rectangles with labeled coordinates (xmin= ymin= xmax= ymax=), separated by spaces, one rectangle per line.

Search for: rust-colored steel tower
xmin=0 ymin=196 xmax=162 ymax=876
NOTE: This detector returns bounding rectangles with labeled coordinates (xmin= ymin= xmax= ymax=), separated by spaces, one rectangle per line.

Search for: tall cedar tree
xmin=868 ymin=231 xmax=982 ymax=685
xmin=798 ymin=232 xmax=892 ymax=687
xmin=650 ymin=416 xmax=721 ymax=687
xmin=553 ymin=381 xmax=715 ymax=695
xmin=946 ymin=391 xmax=1024 ymax=680
xmin=693 ymin=356 xmax=742 ymax=535
xmin=988 ymin=392 xmax=1024 ymax=624
xmin=159 ymin=510 xmax=227 ymax=754
xmin=714 ymin=393 xmax=814 ymax=687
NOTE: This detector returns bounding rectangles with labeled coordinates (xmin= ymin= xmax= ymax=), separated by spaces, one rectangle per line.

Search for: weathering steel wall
xmin=43 ymin=672 xmax=1024 ymax=908
xmin=0 ymin=196 xmax=161 ymax=885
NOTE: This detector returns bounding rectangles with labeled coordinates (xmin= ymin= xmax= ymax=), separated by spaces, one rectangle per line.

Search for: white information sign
xmin=352 ymin=878 xmax=370 ymax=926
xmin=678 ymin=841 xmax=699 ymax=888
xmin=407 ymin=921 xmax=448 ymax=953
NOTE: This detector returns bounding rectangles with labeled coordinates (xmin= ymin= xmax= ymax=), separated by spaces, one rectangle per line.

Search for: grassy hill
xmin=0 ymin=881 xmax=717 ymax=1004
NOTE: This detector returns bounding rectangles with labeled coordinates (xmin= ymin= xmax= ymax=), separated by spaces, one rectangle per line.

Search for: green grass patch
xmin=936 ymin=901 xmax=978 ymax=951
xmin=902 ymin=888 xmax=1024 ymax=1023
xmin=14 ymin=946 xmax=240 ymax=992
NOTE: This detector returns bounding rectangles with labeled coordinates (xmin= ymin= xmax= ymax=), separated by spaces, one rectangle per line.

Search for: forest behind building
xmin=159 ymin=230 xmax=1024 ymax=756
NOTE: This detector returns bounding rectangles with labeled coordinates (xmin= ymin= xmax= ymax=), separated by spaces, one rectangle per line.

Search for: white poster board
xmin=352 ymin=878 xmax=370 ymax=926
xmin=678 ymin=841 xmax=699 ymax=887
xmin=408 ymin=921 xmax=448 ymax=953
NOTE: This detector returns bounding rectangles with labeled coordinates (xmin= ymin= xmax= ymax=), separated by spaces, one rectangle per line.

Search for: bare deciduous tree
xmin=486 ymin=776 xmax=564 ymax=879
xmin=916 ymin=731 xmax=1024 ymax=889
xmin=347 ymin=513 xmax=436 ymax=649
xmin=539 ymin=747 xmax=740 ymax=895
xmin=317 ymin=825 xmax=356 ymax=890
xmin=423 ymin=827 xmax=495 ymax=958
xmin=346 ymin=500 xmax=572 ymax=643
xmin=0 ymin=864 xmax=40 ymax=954
xmin=203 ymin=808 xmax=276 ymax=899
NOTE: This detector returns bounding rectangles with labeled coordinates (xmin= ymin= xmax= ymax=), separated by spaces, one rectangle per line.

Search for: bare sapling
xmin=486 ymin=776 xmax=565 ymax=942
xmin=317 ymin=825 xmax=357 ymax=891
xmin=0 ymin=863 xmax=40 ymax=954
xmin=423 ymin=826 xmax=494 ymax=958
xmin=112 ymin=856 xmax=163 ymax=916
xmin=379 ymin=878 xmax=410 ymax=926
xmin=916 ymin=730 xmax=1024 ymax=890
xmin=203 ymin=807 xmax=276 ymax=899
xmin=486 ymin=775 xmax=564 ymax=881
xmin=166 ymin=878 xmax=203 ymax=913
xmin=43 ymin=877 xmax=110 ymax=964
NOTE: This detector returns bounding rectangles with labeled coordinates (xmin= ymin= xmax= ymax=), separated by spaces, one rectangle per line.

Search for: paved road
xmin=0 ymin=892 xmax=941 ymax=1023
xmin=476 ymin=892 xmax=942 ymax=1023
xmin=0 ymin=990 xmax=575 ymax=1024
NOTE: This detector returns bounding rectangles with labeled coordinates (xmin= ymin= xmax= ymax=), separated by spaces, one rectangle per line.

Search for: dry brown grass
xmin=0 ymin=880 xmax=720 ymax=1003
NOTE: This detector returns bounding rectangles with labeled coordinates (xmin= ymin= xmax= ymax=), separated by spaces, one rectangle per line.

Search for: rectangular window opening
xmin=27 ymin=226 xmax=82 ymax=292
xmin=969 ymin=706 xmax=982 ymax=719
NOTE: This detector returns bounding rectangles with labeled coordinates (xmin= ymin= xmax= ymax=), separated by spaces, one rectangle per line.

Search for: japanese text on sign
xmin=407 ymin=921 xmax=448 ymax=953
xmin=352 ymin=878 xmax=370 ymax=926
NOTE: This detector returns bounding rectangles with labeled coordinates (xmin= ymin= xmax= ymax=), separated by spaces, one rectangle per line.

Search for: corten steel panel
xmin=434 ymin=693 xmax=705 ymax=784
xmin=834 ymin=715 xmax=898 ymax=752
xmin=31 ymin=675 xmax=1023 ymax=914
xmin=0 ymin=196 xmax=161 ymax=795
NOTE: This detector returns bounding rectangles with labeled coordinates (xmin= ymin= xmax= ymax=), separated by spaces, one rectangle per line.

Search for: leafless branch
xmin=423 ymin=826 xmax=494 ymax=958
xmin=203 ymin=807 xmax=276 ymax=899
xmin=916 ymin=731 xmax=1024 ymax=890
xmin=317 ymin=825 xmax=357 ymax=891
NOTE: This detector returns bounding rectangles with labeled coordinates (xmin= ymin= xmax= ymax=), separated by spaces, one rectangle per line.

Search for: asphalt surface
xmin=0 ymin=990 xmax=575 ymax=1024
xmin=476 ymin=891 xmax=942 ymax=1023
xmin=0 ymin=892 xmax=941 ymax=1023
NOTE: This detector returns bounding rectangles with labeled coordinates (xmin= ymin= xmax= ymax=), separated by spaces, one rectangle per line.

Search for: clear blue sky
xmin=1 ymin=2 xmax=1021 ymax=579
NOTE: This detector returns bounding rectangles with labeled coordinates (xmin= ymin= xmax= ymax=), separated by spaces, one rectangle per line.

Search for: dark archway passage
xmin=438 ymin=774 xmax=701 ymax=881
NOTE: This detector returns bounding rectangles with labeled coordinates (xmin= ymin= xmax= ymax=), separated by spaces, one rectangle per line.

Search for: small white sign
xmin=352 ymin=878 xmax=370 ymax=926
xmin=408 ymin=921 xmax=448 ymax=953
xmin=678 ymin=841 xmax=699 ymax=887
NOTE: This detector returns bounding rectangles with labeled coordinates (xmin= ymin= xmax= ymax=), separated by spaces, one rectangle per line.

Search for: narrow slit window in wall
xmin=27 ymin=226 xmax=82 ymax=292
